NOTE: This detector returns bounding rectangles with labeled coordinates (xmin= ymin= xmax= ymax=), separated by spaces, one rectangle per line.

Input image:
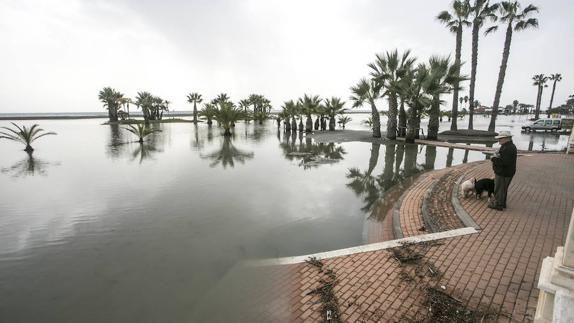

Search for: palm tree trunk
xmin=193 ymin=102 xmax=198 ymax=123
xmin=223 ymin=127 xmax=232 ymax=136
xmin=291 ymin=117 xmax=297 ymax=132
xmin=427 ymin=97 xmax=440 ymax=140
xmin=489 ymin=23 xmax=513 ymax=132
xmin=305 ymin=116 xmax=313 ymax=133
xmin=535 ymin=86 xmax=542 ymax=120
xmin=450 ymin=25 xmax=463 ymax=131
xmin=285 ymin=119 xmax=291 ymax=131
xmin=24 ymin=145 xmax=34 ymax=153
xmin=405 ymin=106 xmax=417 ymax=143
xmin=468 ymin=22 xmax=480 ymax=130
xmin=329 ymin=117 xmax=336 ymax=131
xmin=386 ymin=93 xmax=398 ymax=140
xmin=298 ymin=119 xmax=304 ymax=132
xmin=398 ymin=99 xmax=406 ymax=137
xmin=314 ymin=117 xmax=320 ymax=130
xmin=321 ymin=118 xmax=327 ymax=130
xmin=369 ymin=99 xmax=381 ymax=138
xmin=548 ymin=80 xmax=557 ymax=117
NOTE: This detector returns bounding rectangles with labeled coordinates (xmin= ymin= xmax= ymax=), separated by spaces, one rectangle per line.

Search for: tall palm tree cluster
xmin=277 ymin=95 xmax=348 ymax=134
xmin=436 ymin=0 xmax=540 ymax=132
xmin=99 ymin=87 xmax=169 ymax=122
xmin=528 ymin=73 xmax=566 ymax=119
xmin=351 ymin=49 xmax=465 ymax=143
xmin=349 ymin=0 xmax=540 ymax=141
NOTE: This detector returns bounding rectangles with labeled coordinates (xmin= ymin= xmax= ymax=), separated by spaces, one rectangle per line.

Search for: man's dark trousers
xmin=494 ymin=175 xmax=512 ymax=208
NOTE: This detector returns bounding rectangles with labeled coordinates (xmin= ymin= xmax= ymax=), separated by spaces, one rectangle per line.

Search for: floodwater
xmin=0 ymin=116 xmax=568 ymax=322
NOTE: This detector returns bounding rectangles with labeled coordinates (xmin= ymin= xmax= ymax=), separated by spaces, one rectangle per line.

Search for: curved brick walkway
xmin=280 ymin=153 xmax=574 ymax=322
xmin=214 ymin=154 xmax=574 ymax=322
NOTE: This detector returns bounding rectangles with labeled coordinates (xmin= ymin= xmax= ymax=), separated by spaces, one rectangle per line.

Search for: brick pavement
xmin=282 ymin=153 xmax=574 ymax=322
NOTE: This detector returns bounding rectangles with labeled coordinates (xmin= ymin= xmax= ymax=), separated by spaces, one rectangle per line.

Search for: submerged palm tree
xmin=338 ymin=116 xmax=352 ymax=129
xmin=369 ymin=49 xmax=416 ymax=139
xmin=0 ymin=123 xmax=56 ymax=153
xmin=298 ymin=94 xmax=322 ymax=133
xmin=324 ymin=97 xmax=346 ymax=131
xmin=437 ymin=0 xmax=471 ymax=131
xmin=488 ymin=1 xmax=539 ymax=131
xmin=532 ymin=74 xmax=548 ymax=120
xmin=186 ymin=92 xmax=203 ymax=123
xmin=200 ymin=103 xmax=217 ymax=126
xmin=468 ymin=0 xmax=499 ymax=129
xmin=350 ymin=78 xmax=382 ymax=138
xmin=213 ymin=102 xmax=247 ymax=136
xmin=124 ymin=124 xmax=162 ymax=143
xmin=548 ymin=73 xmax=562 ymax=114
xmin=99 ymin=87 xmax=124 ymax=122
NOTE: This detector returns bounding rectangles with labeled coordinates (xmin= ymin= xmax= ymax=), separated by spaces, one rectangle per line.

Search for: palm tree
xmin=362 ymin=117 xmax=373 ymax=128
xmin=124 ymin=124 xmax=162 ymax=143
xmin=212 ymin=93 xmax=231 ymax=105
xmin=324 ymin=97 xmax=346 ymax=131
xmin=186 ymin=93 xmax=203 ymax=123
xmin=135 ymin=91 xmax=155 ymax=122
xmin=548 ymin=73 xmax=562 ymax=114
xmin=467 ymin=0 xmax=499 ymax=129
xmin=338 ymin=115 xmax=352 ymax=129
xmin=277 ymin=108 xmax=290 ymax=129
xmin=298 ymin=94 xmax=321 ymax=133
xmin=512 ymin=99 xmax=519 ymax=113
xmin=99 ymin=87 xmax=124 ymax=122
xmin=213 ymin=102 xmax=247 ymax=136
xmin=401 ymin=64 xmax=434 ymax=143
xmin=350 ymin=78 xmax=383 ymax=138
xmin=200 ymin=103 xmax=217 ymax=126
xmin=369 ymin=49 xmax=416 ymax=139
xmin=488 ymin=1 xmax=539 ymax=131
xmin=532 ymin=74 xmax=548 ymax=120
xmin=437 ymin=0 xmax=471 ymax=131
xmin=282 ymin=100 xmax=298 ymax=132
xmin=0 ymin=123 xmax=56 ymax=153
xmin=426 ymin=56 xmax=465 ymax=140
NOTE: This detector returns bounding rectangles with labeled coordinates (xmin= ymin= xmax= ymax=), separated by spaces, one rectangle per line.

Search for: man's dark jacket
xmin=492 ymin=140 xmax=517 ymax=177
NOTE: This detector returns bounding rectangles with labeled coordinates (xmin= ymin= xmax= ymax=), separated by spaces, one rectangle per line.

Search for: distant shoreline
xmin=0 ymin=110 xmax=375 ymax=121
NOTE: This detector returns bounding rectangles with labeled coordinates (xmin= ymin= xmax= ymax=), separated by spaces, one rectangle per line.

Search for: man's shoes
xmin=488 ymin=204 xmax=504 ymax=211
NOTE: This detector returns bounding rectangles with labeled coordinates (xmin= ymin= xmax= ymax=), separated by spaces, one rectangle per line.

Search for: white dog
xmin=460 ymin=178 xmax=476 ymax=198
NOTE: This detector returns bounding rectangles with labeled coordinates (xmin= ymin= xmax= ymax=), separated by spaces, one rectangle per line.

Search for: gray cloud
xmin=0 ymin=0 xmax=572 ymax=113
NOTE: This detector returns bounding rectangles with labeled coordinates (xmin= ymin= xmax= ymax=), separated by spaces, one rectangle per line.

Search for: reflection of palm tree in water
xmin=1 ymin=153 xmax=57 ymax=178
xmin=424 ymin=146 xmax=437 ymax=170
xmin=201 ymin=136 xmax=254 ymax=168
xmin=131 ymin=142 xmax=160 ymax=164
xmin=346 ymin=143 xmax=381 ymax=213
xmin=191 ymin=124 xmax=204 ymax=150
xmin=347 ymin=143 xmax=422 ymax=215
xmin=106 ymin=124 xmax=123 ymax=159
xmin=279 ymin=132 xmax=346 ymax=169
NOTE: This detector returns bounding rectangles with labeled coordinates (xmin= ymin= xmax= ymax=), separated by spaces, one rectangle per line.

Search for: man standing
xmin=489 ymin=131 xmax=517 ymax=211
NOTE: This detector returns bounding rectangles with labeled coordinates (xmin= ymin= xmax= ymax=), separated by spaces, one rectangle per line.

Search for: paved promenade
xmin=283 ymin=153 xmax=574 ymax=322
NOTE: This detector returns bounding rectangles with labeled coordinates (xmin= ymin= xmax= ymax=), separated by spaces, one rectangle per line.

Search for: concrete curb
xmin=453 ymin=175 xmax=481 ymax=230
xmin=249 ymin=227 xmax=478 ymax=266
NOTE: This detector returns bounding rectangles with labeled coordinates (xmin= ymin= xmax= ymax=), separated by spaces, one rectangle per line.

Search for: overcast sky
xmin=0 ymin=0 xmax=572 ymax=113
